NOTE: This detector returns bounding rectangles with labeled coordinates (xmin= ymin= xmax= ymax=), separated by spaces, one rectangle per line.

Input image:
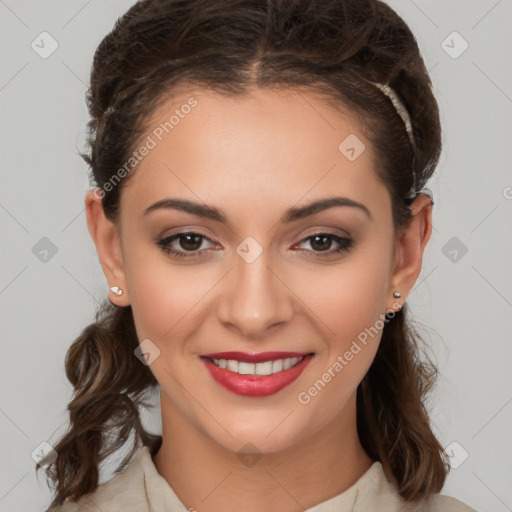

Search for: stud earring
xmin=110 ymin=286 xmax=123 ymax=296
xmin=393 ymin=291 xmax=402 ymax=298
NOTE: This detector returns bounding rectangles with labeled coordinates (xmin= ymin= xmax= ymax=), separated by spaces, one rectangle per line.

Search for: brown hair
xmin=40 ymin=0 xmax=450 ymax=508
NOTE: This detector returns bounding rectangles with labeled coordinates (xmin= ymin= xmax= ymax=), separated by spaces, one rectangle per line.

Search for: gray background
xmin=0 ymin=1 xmax=511 ymax=511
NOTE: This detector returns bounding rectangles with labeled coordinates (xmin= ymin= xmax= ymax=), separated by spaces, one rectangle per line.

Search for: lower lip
xmin=200 ymin=355 xmax=314 ymax=397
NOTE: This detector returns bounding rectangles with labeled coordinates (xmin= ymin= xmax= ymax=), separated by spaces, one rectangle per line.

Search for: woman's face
xmin=115 ymin=87 xmax=402 ymax=454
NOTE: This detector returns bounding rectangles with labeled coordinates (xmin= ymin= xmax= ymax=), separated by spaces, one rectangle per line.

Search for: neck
xmin=152 ymin=392 xmax=374 ymax=512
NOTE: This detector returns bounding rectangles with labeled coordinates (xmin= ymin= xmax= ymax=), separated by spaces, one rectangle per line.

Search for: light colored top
xmin=55 ymin=445 xmax=477 ymax=512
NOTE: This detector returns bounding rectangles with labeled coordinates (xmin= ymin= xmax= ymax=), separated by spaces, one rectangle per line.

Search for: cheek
xmin=289 ymin=257 xmax=391 ymax=346
xmin=123 ymin=245 xmax=217 ymax=341
xmin=292 ymin=266 xmax=387 ymax=420
xmin=286 ymin=247 xmax=391 ymax=403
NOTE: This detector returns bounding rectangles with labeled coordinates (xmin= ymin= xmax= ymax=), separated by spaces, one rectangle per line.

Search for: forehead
xmin=120 ymin=86 xmax=388 ymax=219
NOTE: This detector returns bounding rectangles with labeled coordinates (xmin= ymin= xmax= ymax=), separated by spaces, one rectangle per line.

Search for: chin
xmin=203 ymin=418 xmax=310 ymax=456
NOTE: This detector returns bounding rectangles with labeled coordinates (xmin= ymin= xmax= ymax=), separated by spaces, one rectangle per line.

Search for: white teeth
xmin=238 ymin=362 xmax=255 ymax=375
xmin=211 ymin=356 xmax=304 ymax=375
xmin=283 ymin=358 xmax=294 ymax=370
xmin=272 ymin=359 xmax=283 ymax=373
xmin=226 ymin=359 xmax=238 ymax=372
xmin=256 ymin=361 xmax=273 ymax=375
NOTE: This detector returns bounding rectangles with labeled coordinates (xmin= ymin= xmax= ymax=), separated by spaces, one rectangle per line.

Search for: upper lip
xmin=200 ymin=351 xmax=313 ymax=363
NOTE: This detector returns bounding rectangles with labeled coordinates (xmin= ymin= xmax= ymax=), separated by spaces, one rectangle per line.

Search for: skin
xmin=85 ymin=86 xmax=432 ymax=512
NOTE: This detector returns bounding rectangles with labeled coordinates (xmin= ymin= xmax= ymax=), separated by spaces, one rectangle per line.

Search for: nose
xmin=216 ymin=250 xmax=295 ymax=339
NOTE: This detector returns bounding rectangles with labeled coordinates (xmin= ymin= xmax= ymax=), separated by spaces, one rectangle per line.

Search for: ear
xmin=386 ymin=193 xmax=433 ymax=313
xmin=85 ymin=190 xmax=130 ymax=306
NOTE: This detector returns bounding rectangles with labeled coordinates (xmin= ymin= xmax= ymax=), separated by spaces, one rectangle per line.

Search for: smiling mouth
xmin=200 ymin=352 xmax=315 ymax=397
xmin=199 ymin=349 xmax=315 ymax=375
xmin=201 ymin=355 xmax=311 ymax=376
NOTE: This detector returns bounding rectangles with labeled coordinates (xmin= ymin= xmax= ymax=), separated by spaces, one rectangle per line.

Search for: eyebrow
xmin=143 ymin=196 xmax=372 ymax=223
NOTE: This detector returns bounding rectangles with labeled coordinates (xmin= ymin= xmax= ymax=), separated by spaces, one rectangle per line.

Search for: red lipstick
xmin=201 ymin=351 xmax=310 ymax=363
xmin=200 ymin=351 xmax=314 ymax=397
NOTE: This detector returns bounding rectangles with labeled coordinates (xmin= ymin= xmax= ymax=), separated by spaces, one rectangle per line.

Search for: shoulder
xmin=354 ymin=461 xmax=478 ymax=512
xmin=52 ymin=447 xmax=151 ymax=512
xmin=371 ymin=486 xmax=478 ymax=512
xmin=417 ymin=493 xmax=478 ymax=512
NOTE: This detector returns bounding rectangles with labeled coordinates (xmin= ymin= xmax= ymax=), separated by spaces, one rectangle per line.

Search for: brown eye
xmin=178 ymin=233 xmax=204 ymax=251
xmin=157 ymin=232 xmax=215 ymax=258
xmin=295 ymin=233 xmax=355 ymax=257
xmin=309 ymin=235 xmax=334 ymax=252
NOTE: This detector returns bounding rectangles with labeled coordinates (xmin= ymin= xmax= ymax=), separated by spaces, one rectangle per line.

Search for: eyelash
xmin=156 ymin=231 xmax=355 ymax=259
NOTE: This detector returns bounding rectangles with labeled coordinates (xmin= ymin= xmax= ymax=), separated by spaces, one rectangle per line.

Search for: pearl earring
xmin=110 ymin=286 xmax=123 ymax=296
xmin=393 ymin=291 xmax=402 ymax=298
